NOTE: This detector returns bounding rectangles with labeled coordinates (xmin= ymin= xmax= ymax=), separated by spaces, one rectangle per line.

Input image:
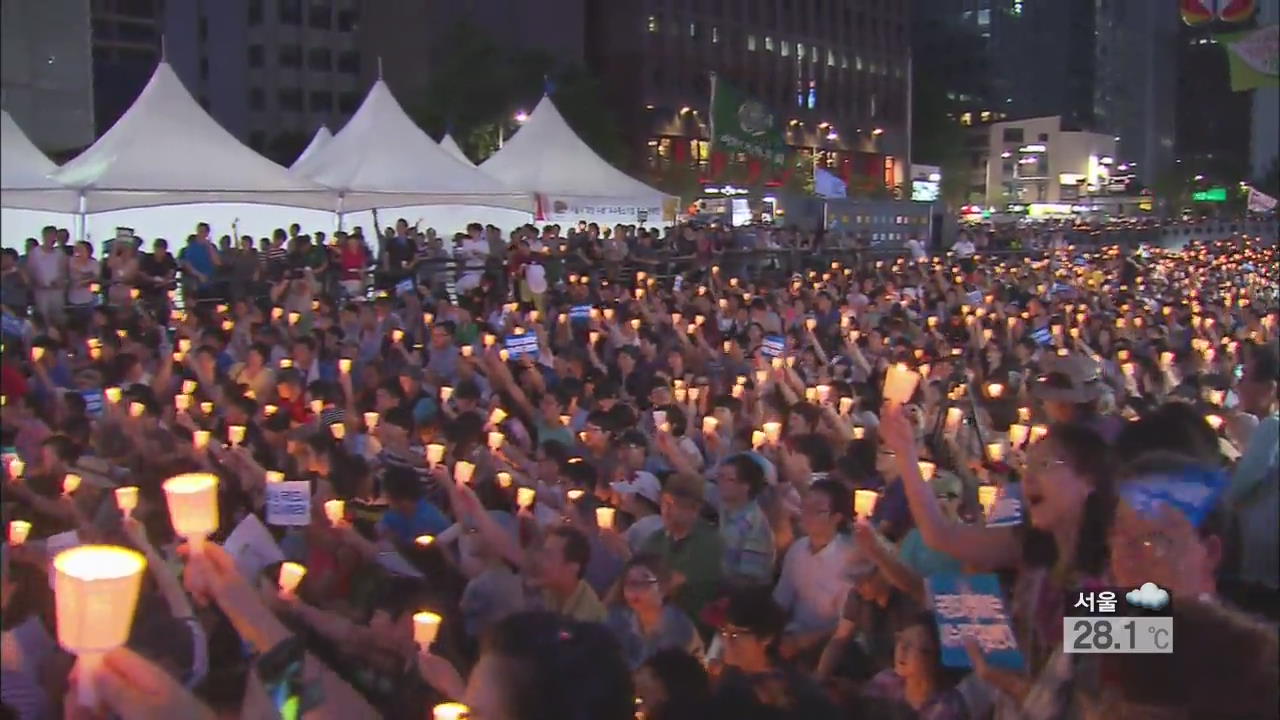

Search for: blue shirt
xmin=898 ymin=527 xmax=964 ymax=578
xmin=181 ymin=243 xmax=215 ymax=286
xmin=379 ymin=498 xmax=449 ymax=544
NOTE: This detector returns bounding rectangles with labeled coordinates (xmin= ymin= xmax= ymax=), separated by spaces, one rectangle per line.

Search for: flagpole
xmin=708 ymin=72 xmax=717 ymax=152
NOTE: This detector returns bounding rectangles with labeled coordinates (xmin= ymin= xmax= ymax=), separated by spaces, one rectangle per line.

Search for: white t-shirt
xmin=907 ymin=238 xmax=927 ymax=261
xmin=27 ymin=246 xmax=66 ymax=289
xmin=953 ymin=239 xmax=976 ymax=258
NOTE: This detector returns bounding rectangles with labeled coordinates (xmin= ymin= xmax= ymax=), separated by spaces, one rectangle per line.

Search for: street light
xmin=514 ymin=110 xmax=529 ymax=123
xmin=826 ymin=130 xmax=839 ymax=140
xmin=872 ymin=127 xmax=884 ymax=135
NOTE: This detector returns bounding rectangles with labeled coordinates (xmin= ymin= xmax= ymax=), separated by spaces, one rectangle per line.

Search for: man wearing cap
xmin=1032 ymin=352 xmax=1123 ymax=443
xmin=639 ymin=473 xmax=724 ymax=622
xmin=611 ymin=470 xmax=664 ymax=552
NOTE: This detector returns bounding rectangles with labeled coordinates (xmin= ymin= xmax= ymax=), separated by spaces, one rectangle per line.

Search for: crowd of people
xmin=1 ymin=217 xmax=1277 ymax=720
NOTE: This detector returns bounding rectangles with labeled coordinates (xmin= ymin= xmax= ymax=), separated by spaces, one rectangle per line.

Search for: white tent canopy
xmin=292 ymin=80 xmax=531 ymax=214
xmin=1 ymin=110 xmax=80 ymax=212
xmin=480 ymin=96 xmax=674 ymax=224
xmin=291 ymin=125 xmax=333 ymax=170
xmin=51 ymin=62 xmax=335 ymax=213
xmin=439 ymin=134 xmax=475 ymax=167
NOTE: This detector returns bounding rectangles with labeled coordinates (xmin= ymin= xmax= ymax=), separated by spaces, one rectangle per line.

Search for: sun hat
xmin=1032 ymin=352 xmax=1106 ymax=403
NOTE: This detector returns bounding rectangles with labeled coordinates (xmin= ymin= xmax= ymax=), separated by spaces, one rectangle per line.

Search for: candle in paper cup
xmin=287 ymin=311 xmax=301 ymax=326
xmin=751 ymin=430 xmax=766 ymax=449
xmin=763 ymin=422 xmax=782 ymax=444
xmin=853 ymin=489 xmax=878 ymax=519
xmin=391 ymin=328 xmax=405 ymax=344
xmin=181 ymin=379 xmax=198 ymax=395
xmin=53 ymin=545 xmax=147 ymax=708
xmin=415 ymin=535 xmax=435 ymax=547
xmin=496 ymin=472 xmax=513 ymax=489
xmin=977 ymin=485 xmax=998 ymax=517
xmin=852 ymin=426 xmax=866 ymax=440
xmin=9 ymin=458 xmax=26 ymax=479
xmin=986 ymin=442 xmax=1006 ymax=462
xmin=426 ymin=444 xmax=445 ymax=466
xmin=433 ymin=702 xmax=469 ymax=720
xmin=338 ymin=357 xmax=353 ymax=374
xmin=309 ymin=399 xmax=324 ymax=415
xmin=671 ymin=312 xmax=683 ymax=326
xmin=63 ymin=473 xmax=82 ymax=495
xmin=1008 ymin=423 xmax=1030 ymax=447
xmin=264 ymin=403 xmax=278 ymax=417
xmin=271 ymin=307 xmax=284 ymax=320
xmin=193 ymin=431 xmax=211 ymax=450
xmin=8 ymin=520 xmax=31 ymax=545
xmin=175 ymin=394 xmax=191 ymax=412
xmin=162 ymin=473 xmax=219 ymax=551
xmin=596 ymin=507 xmax=616 ymax=529
xmin=839 ymin=397 xmax=854 ymax=415
xmin=228 ymin=425 xmax=246 ymax=447
xmin=413 ymin=611 xmax=443 ymax=648
xmin=364 ymin=412 xmax=380 ymax=431
xmin=674 ymin=387 xmax=687 ymax=403
xmin=330 ymin=423 xmax=346 ymax=440
xmin=323 ymin=499 xmax=344 ymax=526
xmin=278 ymin=357 xmax=294 ymax=370
xmin=986 ymin=382 xmax=1005 ymax=398
xmin=489 ymin=408 xmax=508 ymax=426
xmin=31 ymin=346 xmax=45 ymax=362
xmin=567 ymin=489 xmax=585 ymax=502
xmin=200 ymin=401 xmax=214 ymax=415
xmin=688 ymin=386 xmax=701 ymax=402
xmin=917 ymin=461 xmax=936 ymax=482
xmin=652 ymin=410 xmax=667 ymax=428
xmin=517 ymin=487 xmax=536 ymax=509
xmin=1208 ymin=389 xmax=1225 ymax=406
xmin=453 ymin=461 xmax=475 ymax=486
xmin=264 ymin=471 xmax=285 ymax=484
xmin=278 ymin=562 xmax=307 ymax=598
xmin=222 ymin=320 xmax=235 ymax=332
xmin=91 ymin=347 xmax=103 ymax=360
xmin=882 ymin=364 xmax=920 ymax=405
xmin=804 ymin=387 xmax=818 ymax=403
xmin=439 ymin=386 xmax=454 ymax=403
xmin=702 ymin=416 xmax=719 ymax=435
xmin=1029 ymin=424 xmax=1049 ymax=444
xmin=1206 ymin=414 xmax=1224 ymax=431
xmin=487 ymin=431 xmax=505 ymax=451
xmin=1018 ymin=407 xmax=1031 ymax=424
xmin=128 ymin=402 xmax=145 ymax=418
xmin=945 ymin=407 xmax=963 ymax=434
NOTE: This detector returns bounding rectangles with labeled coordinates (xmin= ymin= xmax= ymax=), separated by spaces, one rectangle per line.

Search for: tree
xmin=405 ymin=18 xmax=624 ymax=168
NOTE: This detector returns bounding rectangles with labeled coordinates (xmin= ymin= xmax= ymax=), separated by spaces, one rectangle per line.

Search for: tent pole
xmin=336 ymin=193 xmax=345 ymax=232
xmin=77 ymin=191 xmax=87 ymax=243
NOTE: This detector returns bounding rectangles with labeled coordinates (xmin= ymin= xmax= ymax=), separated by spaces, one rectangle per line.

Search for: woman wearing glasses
xmin=603 ymin=555 xmax=704 ymax=670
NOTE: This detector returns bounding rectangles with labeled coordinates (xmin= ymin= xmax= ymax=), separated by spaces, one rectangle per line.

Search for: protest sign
xmin=266 ymin=481 xmax=312 ymax=526
xmin=762 ymin=335 xmax=786 ymax=358
xmin=504 ymin=333 xmax=540 ymax=360
xmin=927 ymin=573 xmax=1024 ymax=670
xmin=223 ymin=513 xmax=285 ymax=580
xmin=986 ymin=483 xmax=1025 ymax=528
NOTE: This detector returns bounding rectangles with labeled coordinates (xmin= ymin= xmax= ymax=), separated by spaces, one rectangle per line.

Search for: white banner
xmin=266 ymin=481 xmax=312 ymax=526
xmin=535 ymin=194 xmax=675 ymax=224
xmin=224 ymin=513 xmax=285 ymax=580
xmin=1248 ymin=187 xmax=1277 ymax=213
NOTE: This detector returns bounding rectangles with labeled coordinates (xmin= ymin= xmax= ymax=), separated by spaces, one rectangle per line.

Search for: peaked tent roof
xmin=291 ymin=81 xmax=530 ymax=213
xmin=1 ymin=110 xmax=80 ymax=212
xmin=439 ymin=134 xmax=475 ymax=167
xmin=291 ymin=125 xmax=333 ymax=170
xmin=480 ymin=96 xmax=672 ymax=204
xmin=52 ymin=62 xmax=335 ymax=212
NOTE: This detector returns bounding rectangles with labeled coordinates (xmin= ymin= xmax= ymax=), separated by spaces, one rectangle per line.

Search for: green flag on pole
xmin=709 ymin=74 xmax=788 ymax=166
xmin=1220 ymin=25 xmax=1278 ymax=91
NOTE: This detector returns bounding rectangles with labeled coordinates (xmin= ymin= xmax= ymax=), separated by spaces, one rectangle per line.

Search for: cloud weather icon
xmin=1126 ymin=582 xmax=1170 ymax=611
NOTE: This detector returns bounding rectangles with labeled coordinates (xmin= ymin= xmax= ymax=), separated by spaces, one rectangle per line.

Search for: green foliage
xmin=404 ymin=18 xmax=624 ymax=168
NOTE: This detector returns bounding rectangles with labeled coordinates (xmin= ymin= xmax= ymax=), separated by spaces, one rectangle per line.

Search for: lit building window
xmin=841 ymin=54 xmax=848 ymax=69
xmin=797 ymin=42 xmax=805 ymax=58
xmin=747 ymin=34 xmax=757 ymax=51
xmin=808 ymin=81 xmax=817 ymax=109
xmin=828 ymin=50 xmax=836 ymax=66
xmin=781 ymin=40 xmax=791 ymax=57
xmin=765 ymin=36 xmax=774 ymax=52
xmin=980 ymin=110 xmax=991 ymax=122
xmin=811 ymin=45 xmax=818 ymax=62
xmin=856 ymin=55 xmax=864 ymax=71
xmin=712 ymin=26 xmax=719 ymax=43
xmin=959 ymin=112 xmax=972 ymax=126
xmin=647 ymin=15 xmax=658 ymax=32
xmin=689 ymin=22 xmax=696 ymax=38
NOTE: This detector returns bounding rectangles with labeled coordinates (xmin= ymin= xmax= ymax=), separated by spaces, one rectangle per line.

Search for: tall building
xmin=1176 ymin=16 xmax=1253 ymax=184
xmin=1 ymin=0 xmax=95 ymax=154
xmin=584 ymin=0 xmax=911 ymax=194
xmin=1094 ymin=0 xmax=1179 ymax=185
xmin=981 ymin=115 xmax=1116 ymax=207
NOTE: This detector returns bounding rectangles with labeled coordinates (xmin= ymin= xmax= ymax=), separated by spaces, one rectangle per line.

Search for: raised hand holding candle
xmin=53 ymin=545 xmax=147 ymax=709
xmin=882 ymin=364 xmax=920 ymax=405
xmin=433 ymin=701 xmax=469 ymax=720
xmin=596 ymin=506 xmax=616 ymax=529
xmin=1029 ymin=424 xmax=1049 ymax=444
xmin=762 ymin=422 xmax=782 ymax=445
xmin=128 ymin=402 xmax=145 ymax=419
xmin=330 ymin=423 xmax=346 ymax=440
xmin=917 ymin=461 xmax=936 ymax=482
xmin=702 ymin=416 xmax=719 ymax=435
xmin=63 ymin=473 xmax=82 ymax=496
xmin=414 ymin=611 xmax=443 ymax=649
xmin=487 ymin=431 xmax=505 ymax=451
xmin=162 ymin=473 xmax=219 ymax=552
xmin=986 ymin=441 xmax=1006 ymax=463
xmin=200 ymin=401 xmax=214 ymax=415
xmin=977 ymin=485 xmax=998 ymax=517
xmin=453 ymin=461 xmax=475 ymax=487
xmin=8 ymin=520 xmax=31 ymax=545
xmin=496 ymin=472 xmax=513 ymax=489
xmin=265 ymin=471 xmax=285 ymax=484
xmin=852 ymin=426 xmax=866 ymax=440
xmin=364 ymin=412 xmax=380 ymax=431
xmin=278 ymin=562 xmax=307 ymax=599
xmin=192 ymin=430 xmax=211 ymax=451
xmin=489 ymin=408 xmax=508 ymax=427
xmin=853 ymin=489 xmax=878 ymax=519
xmin=440 ymin=386 xmax=454 ymax=403
xmin=426 ymin=444 xmax=445 ymax=467
xmin=516 ymin=487 xmax=536 ymax=509
xmin=751 ymin=430 xmax=766 ymax=449
xmin=323 ymin=500 xmax=345 ymax=526
xmin=115 ymin=486 xmax=139 ymax=515
xmin=175 ymin=394 xmax=191 ymax=412
xmin=339 ymin=357 xmax=353 ymax=374
xmin=944 ymin=407 xmax=963 ymax=434
xmin=1008 ymin=424 xmax=1030 ymax=448
xmin=8 ymin=458 xmax=25 ymax=479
